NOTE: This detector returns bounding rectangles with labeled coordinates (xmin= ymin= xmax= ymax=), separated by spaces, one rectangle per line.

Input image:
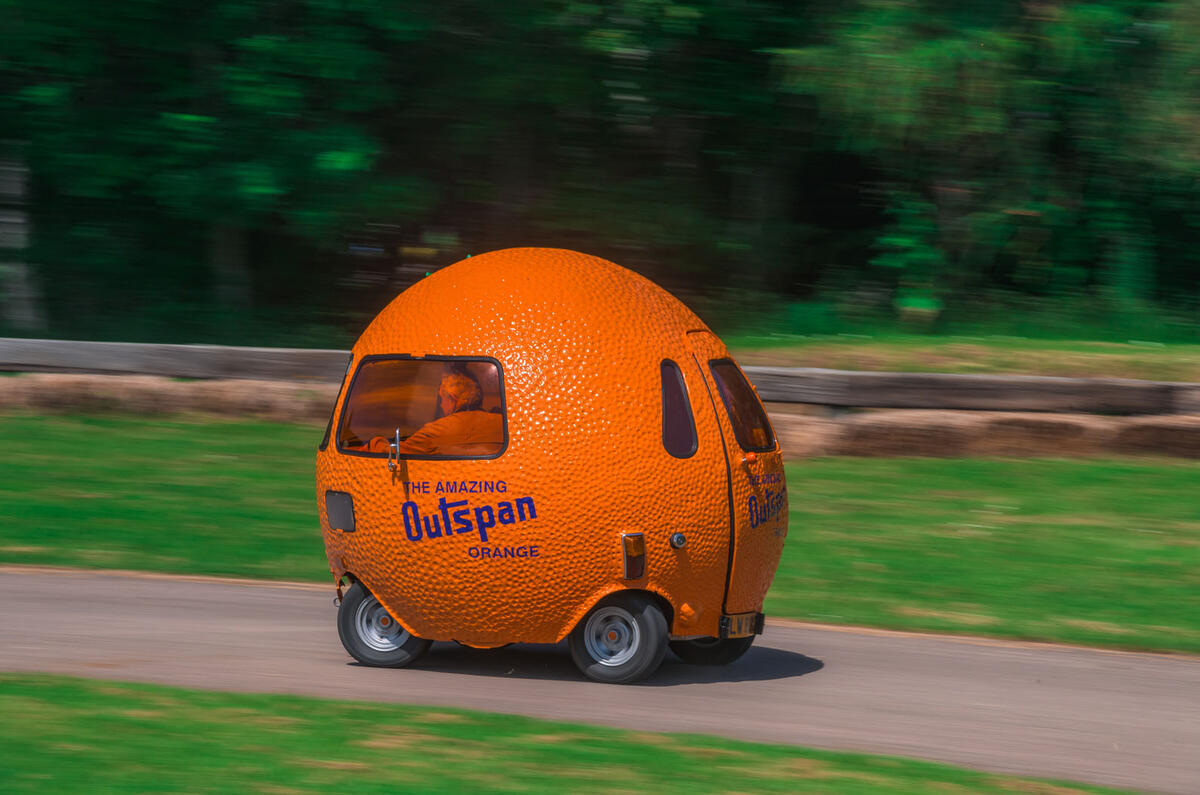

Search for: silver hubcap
xmin=583 ymin=606 xmax=640 ymax=667
xmin=354 ymin=595 xmax=410 ymax=652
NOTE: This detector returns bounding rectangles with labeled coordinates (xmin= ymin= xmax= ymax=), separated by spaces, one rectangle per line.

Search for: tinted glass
xmin=660 ymin=359 xmax=697 ymax=458
xmin=709 ymin=360 xmax=775 ymax=452
xmin=338 ymin=358 xmax=506 ymax=458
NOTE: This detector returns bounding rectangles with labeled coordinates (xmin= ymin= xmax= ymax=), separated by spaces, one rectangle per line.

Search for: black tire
xmin=337 ymin=581 xmax=431 ymax=668
xmin=669 ymin=635 xmax=755 ymax=666
xmin=568 ymin=592 xmax=668 ymax=684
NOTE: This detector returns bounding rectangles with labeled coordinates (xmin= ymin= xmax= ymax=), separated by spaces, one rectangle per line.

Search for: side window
xmin=318 ymin=355 xmax=353 ymax=451
xmin=660 ymin=359 xmax=697 ymax=458
xmin=337 ymin=357 xmax=507 ymax=459
xmin=709 ymin=360 xmax=775 ymax=453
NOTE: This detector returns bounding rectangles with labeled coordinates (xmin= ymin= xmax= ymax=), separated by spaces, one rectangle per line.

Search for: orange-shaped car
xmin=316 ymin=248 xmax=788 ymax=683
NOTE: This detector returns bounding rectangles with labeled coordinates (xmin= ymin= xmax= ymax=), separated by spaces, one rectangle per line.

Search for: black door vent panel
xmin=325 ymin=490 xmax=356 ymax=533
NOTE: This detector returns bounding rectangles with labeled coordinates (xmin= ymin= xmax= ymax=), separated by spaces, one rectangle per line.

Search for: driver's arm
xmin=393 ymin=420 xmax=443 ymax=455
xmin=366 ymin=436 xmax=392 ymax=454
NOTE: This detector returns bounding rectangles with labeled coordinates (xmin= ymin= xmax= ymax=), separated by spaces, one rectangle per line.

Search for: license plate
xmin=723 ymin=612 xmax=759 ymax=639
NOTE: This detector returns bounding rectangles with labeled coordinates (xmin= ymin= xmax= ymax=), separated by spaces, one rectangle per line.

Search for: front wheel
xmin=568 ymin=592 xmax=668 ymax=684
xmin=669 ymin=635 xmax=754 ymax=666
xmin=337 ymin=581 xmax=431 ymax=668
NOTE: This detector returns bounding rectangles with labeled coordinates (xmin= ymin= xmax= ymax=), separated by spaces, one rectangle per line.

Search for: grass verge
xmin=0 ymin=674 xmax=1117 ymax=794
xmin=769 ymin=457 xmax=1200 ymax=652
xmin=1 ymin=413 xmax=1197 ymax=653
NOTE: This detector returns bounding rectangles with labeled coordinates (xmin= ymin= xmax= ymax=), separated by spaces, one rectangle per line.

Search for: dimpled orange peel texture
xmin=316 ymin=248 xmax=787 ymax=646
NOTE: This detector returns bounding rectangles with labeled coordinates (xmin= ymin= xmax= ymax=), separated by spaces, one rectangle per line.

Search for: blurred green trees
xmin=0 ymin=0 xmax=1197 ymax=343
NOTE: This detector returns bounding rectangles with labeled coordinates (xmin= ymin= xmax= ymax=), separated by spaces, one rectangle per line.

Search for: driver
xmin=370 ymin=372 xmax=503 ymax=456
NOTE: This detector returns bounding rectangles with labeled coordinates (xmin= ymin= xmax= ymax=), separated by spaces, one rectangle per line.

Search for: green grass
xmin=703 ymin=291 xmax=1200 ymax=350
xmin=769 ymin=458 xmax=1200 ymax=652
xmin=0 ymin=674 xmax=1117 ymax=794
xmin=0 ymin=413 xmax=321 ymax=581
xmin=1 ymin=413 xmax=1197 ymax=653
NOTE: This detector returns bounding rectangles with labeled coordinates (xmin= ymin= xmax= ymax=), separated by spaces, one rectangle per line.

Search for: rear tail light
xmin=622 ymin=532 xmax=646 ymax=579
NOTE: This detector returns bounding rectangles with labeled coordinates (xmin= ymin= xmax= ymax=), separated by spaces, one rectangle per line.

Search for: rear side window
xmin=337 ymin=357 xmax=506 ymax=459
xmin=709 ymin=360 xmax=775 ymax=453
xmin=660 ymin=359 xmax=697 ymax=458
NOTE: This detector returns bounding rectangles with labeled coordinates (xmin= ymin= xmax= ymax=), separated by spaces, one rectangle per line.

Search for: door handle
xmin=387 ymin=428 xmax=400 ymax=471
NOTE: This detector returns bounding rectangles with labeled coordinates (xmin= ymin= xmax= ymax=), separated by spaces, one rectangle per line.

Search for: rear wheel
xmin=669 ymin=635 xmax=754 ymax=666
xmin=337 ymin=581 xmax=431 ymax=668
xmin=568 ymin=593 xmax=668 ymax=684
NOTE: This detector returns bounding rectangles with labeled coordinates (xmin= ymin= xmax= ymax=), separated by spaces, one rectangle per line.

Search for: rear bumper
xmin=719 ymin=611 xmax=765 ymax=639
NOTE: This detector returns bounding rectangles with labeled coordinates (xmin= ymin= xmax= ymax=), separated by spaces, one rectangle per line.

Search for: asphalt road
xmin=2 ymin=568 xmax=1197 ymax=793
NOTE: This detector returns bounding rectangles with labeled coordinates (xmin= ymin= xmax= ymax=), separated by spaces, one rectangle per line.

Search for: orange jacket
xmin=367 ymin=410 xmax=503 ymax=456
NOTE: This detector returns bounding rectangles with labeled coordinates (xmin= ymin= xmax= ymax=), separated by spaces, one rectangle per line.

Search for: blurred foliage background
xmin=1 ymin=0 xmax=1199 ymax=346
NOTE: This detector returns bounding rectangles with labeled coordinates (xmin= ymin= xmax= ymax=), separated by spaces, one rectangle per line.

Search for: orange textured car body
xmin=315 ymin=248 xmax=787 ymax=647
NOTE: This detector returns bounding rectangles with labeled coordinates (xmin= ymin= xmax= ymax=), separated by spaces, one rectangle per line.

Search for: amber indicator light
xmin=622 ymin=532 xmax=646 ymax=579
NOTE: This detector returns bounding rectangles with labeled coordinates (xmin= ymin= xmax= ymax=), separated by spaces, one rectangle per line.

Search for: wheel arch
xmin=336 ymin=572 xmax=426 ymax=640
xmin=559 ymin=585 xmax=676 ymax=643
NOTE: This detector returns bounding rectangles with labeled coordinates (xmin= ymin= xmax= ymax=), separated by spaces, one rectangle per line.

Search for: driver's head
xmin=438 ymin=372 xmax=483 ymax=414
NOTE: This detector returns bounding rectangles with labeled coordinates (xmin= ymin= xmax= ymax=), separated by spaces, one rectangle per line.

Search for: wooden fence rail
xmin=0 ymin=337 xmax=350 ymax=383
xmin=1 ymin=337 xmax=1196 ymax=414
xmin=744 ymin=367 xmax=1198 ymax=415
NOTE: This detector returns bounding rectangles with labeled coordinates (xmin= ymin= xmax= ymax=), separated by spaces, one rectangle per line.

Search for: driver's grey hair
xmin=439 ymin=373 xmax=483 ymax=412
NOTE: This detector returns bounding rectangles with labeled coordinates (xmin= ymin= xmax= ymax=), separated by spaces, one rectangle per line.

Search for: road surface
xmin=1 ymin=567 xmax=1196 ymax=793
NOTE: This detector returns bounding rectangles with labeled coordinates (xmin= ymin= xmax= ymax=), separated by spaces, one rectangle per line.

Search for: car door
xmin=685 ymin=331 xmax=788 ymax=618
